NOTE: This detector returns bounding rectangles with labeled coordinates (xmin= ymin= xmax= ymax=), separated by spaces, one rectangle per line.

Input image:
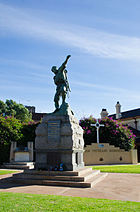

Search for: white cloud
xmin=0 ymin=81 xmax=52 ymax=94
xmin=0 ymin=58 xmax=47 ymax=71
xmin=72 ymin=80 xmax=140 ymax=102
xmin=1 ymin=3 xmax=140 ymax=60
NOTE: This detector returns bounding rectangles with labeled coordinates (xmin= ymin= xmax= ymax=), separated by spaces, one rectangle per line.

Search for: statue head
xmin=51 ymin=66 xmax=58 ymax=74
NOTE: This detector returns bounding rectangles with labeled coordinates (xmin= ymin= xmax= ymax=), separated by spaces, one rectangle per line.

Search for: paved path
xmin=0 ymin=172 xmax=140 ymax=202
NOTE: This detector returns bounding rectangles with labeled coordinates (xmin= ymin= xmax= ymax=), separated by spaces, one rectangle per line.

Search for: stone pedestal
xmin=10 ymin=141 xmax=34 ymax=162
xmin=15 ymin=152 xmax=30 ymax=162
xmin=3 ymin=141 xmax=34 ymax=170
xmin=35 ymin=103 xmax=84 ymax=171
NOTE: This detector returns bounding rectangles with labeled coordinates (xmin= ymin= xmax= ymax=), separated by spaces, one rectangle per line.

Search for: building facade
xmin=101 ymin=102 xmax=140 ymax=162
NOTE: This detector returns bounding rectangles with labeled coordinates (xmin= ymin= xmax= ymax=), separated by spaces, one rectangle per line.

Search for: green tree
xmin=19 ymin=121 xmax=39 ymax=147
xmin=0 ymin=100 xmax=6 ymax=114
xmin=0 ymin=99 xmax=32 ymax=122
xmin=0 ymin=115 xmax=39 ymax=164
xmin=0 ymin=115 xmax=23 ymax=163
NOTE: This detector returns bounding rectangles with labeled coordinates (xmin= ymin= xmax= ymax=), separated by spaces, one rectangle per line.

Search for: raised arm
xmin=63 ymin=55 xmax=71 ymax=66
xmin=58 ymin=55 xmax=71 ymax=72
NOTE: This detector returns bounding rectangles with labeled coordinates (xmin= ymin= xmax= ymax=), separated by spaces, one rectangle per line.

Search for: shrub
xmin=0 ymin=115 xmax=23 ymax=164
xmin=79 ymin=116 xmax=135 ymax=151
xmin=0 ymin=115 xmax=39 ymax=164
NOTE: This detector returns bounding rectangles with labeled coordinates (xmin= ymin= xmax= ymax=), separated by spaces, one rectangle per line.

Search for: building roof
xmin=32 ymin=113 xmax=46 ymax=122
xmin=109 ymin=108 xmax=140 ymax=120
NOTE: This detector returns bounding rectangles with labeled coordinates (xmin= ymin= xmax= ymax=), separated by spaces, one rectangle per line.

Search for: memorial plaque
xmin=48 ymin=120 xmax=60 ymax=142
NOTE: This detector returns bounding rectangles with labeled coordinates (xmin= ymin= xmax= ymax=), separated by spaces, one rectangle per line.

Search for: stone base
xmin=35 ymin=149 xmax=84 ymax=171
xmin=12 ymin=167 xmax=108 ymax=188
xmin=2 ymin=162 xmax=35 ymax=170
xmin=35 ymin=104 xmax=84 ymax=171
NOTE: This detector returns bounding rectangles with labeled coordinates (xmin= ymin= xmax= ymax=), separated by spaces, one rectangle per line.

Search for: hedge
xmin=79 ymin=116 xmax=135 ymax=151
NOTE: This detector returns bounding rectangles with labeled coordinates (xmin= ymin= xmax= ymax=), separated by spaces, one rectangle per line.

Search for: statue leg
xmin=55 ymin=101 xmax=59 ymax=110
xmin=62 ymin=92 xmax=66 ymax=103
xmin=62 ymin=85 xmax=67 ymax=104
xmin=54 ymin=91 xmax=60 ymax=110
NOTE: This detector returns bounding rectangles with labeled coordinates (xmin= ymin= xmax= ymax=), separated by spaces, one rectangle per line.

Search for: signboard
xmin=48 ymin=120 xmax=60 ymax=142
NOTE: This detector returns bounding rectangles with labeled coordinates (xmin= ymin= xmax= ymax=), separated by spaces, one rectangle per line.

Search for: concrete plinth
xmin=35 ymin=105 xmax=84 ymax=171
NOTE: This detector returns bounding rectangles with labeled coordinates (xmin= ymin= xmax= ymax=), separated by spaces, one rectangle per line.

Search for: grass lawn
xmin=92 ymin=165 xmax=140 ymax=174
xmin=0 ymin=192 xmax=140 ymax=211
xmin=0 ymin=170 xmax=19 ymax=175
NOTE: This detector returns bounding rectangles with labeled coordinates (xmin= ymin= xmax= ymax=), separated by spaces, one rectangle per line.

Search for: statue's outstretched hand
xmin=67 ymin=55 xmax=71 ymax=60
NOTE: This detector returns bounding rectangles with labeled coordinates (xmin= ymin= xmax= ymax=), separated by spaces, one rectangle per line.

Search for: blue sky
xmin=0 ymin=0 xmax=140 ymax=119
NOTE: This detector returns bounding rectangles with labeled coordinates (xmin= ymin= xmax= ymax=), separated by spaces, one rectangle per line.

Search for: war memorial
xmin=35 ymin=55 xmax=85 ymax=171
xmin=12 ymin=55 xmax=107 ymax=188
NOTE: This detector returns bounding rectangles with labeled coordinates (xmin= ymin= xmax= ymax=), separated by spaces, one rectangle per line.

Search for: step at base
xmin=13 ymin=174 xmax=85 ymax=182
xmin=12 ymin=167 xmax=107 ymax=188
xmin=89 ymin=173 xmax=108 ymax=187
xmin=24 ymin=167 xmax=93 ymax=176
xmin=13 ymin=178 xmax=91 ymax=188
xmin=2 ymin=162 xmax=34 ymax=170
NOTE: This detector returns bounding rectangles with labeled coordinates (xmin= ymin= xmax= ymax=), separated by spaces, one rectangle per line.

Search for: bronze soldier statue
xmin=51 ymin=55 xmax=71 ymax=111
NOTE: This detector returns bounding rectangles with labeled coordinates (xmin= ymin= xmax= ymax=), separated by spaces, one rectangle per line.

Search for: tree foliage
xmin=0 ymin=115 xmax=23 ymax=163
xmin=19 ymin=121 xmax=39 ymax=147
xmin=0 ymin=100 xmax=6 ymax=114
xmin=0 ymin=115 xmax=39 ymax=164
xmin=0 ymin=99 xmax=32 ymax=122
xmin=79 ymin=116 xmax=135 ymax=151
